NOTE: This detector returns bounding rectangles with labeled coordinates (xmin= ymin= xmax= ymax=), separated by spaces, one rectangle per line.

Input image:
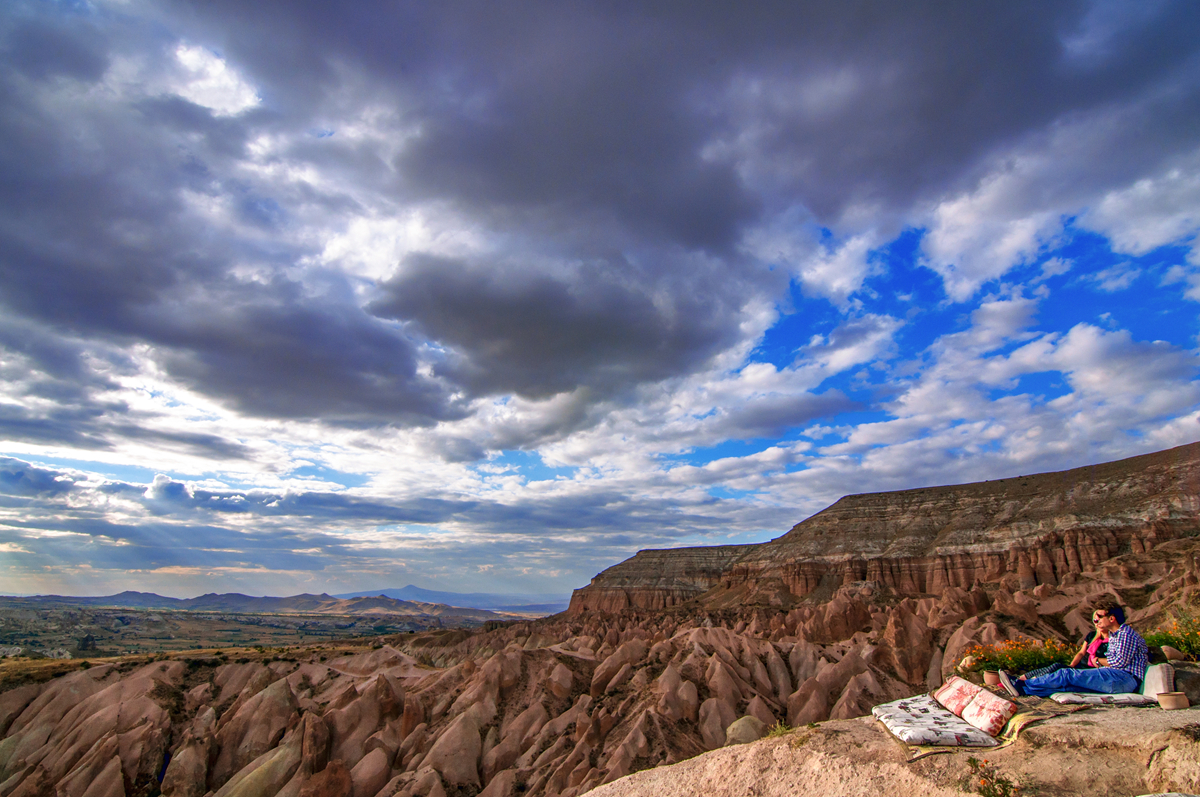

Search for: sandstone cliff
xmin=570 ymin=441 xmax=1200 ymax=614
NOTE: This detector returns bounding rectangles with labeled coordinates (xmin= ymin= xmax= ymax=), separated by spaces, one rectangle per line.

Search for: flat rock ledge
xmin=589 ymin=706 xmax=1200 ymax=797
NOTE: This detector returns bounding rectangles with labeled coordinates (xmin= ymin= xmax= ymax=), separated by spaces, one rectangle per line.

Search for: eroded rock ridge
xmin=569 ymin=442 xmax=1200 ymax=614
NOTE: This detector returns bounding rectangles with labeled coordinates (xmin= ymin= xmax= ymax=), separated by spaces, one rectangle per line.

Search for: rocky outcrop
xmin=568 ymin=546 xmax=753 ymax=614
xmin=585 ymin=706 xmax=1200 ymax=797
xmin=571 ymin=442 xmax=1200 ymax=612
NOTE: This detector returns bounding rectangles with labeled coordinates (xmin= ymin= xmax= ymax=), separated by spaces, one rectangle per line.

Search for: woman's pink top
xmin=1086 ymin=633 xmax=1106 ymax=667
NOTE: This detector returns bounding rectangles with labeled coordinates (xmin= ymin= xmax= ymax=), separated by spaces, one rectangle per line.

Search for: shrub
xmin=958 ymin=637 xmax=1074 ymax=674
xmin=1144 ymin=614 xmax=1200 ymax=660
xmin=765 ymin=721 xmax=793 ymax=738
xmin=964 ymin=756 xmax=1022 ymax=797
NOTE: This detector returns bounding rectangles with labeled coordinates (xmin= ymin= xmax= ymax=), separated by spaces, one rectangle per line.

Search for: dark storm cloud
xmin=371 ymin=254 xmax=746 ymax=399
xmin=0 ymin=458 xmax=78 ymax=496
xmin=167 ymin=1 xmax=1200 ymax=221
xmin=0 ymin=0 xmax=1197 ymax=455
xmin=151 ymin=290 xmax=460 ymax=424
xmin=0 ymin=3 xmax=452 ymax=428
xmin=3 ymin=12 xmax=108 ymax=82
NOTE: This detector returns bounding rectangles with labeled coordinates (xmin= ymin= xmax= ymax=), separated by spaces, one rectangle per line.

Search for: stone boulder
xmin=723 ymin=716 xmax=765 ymax=747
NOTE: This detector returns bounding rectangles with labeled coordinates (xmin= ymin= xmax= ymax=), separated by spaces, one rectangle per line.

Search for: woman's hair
xmin=1091 ymin=597 xmax=1125 ymax=625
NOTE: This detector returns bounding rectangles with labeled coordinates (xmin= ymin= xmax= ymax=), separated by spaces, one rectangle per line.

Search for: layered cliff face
xmin=570 ymin=442 xmax=1200 ymax=614
xmin=566 ymin=547 xmax=754 ymax=615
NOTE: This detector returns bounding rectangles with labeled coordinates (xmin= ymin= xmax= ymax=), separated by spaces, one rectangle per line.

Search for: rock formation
xmin=570 ymin=441 xmax=1200 ymax=614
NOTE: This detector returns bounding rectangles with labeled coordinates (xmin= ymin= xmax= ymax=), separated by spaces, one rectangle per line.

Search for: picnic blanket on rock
xmin=872 ymin=693 xmax=1001 ymax=747
xmin=872 ymin=676 xmax=1018 ymax=747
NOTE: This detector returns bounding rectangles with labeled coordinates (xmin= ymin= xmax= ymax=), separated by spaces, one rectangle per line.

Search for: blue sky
xmin=0 ymin=1 xmax=1198 ymax=598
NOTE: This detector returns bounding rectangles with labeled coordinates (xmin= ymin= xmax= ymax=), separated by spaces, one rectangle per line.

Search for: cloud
xmin=0 ymin=1 xmax=1198 ymax=596
xmin=1085 ymin=263 xmax=1141 ymax=292
xmin=0 ymin=458 xmax=80 ymax=497
xmin=1083 ymin=157 xmax=1200 ymax=260
xmin=171 ymin=44 xmax=260 ymax=116
xmin=369 ymin=252 xmax=754 ymax=401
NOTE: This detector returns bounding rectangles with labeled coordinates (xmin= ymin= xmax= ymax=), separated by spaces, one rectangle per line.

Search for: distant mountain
xmin=334 ymin=585 xmax=568 ymax=613
xmin=16 ymin=591 xmax=510 ymax=619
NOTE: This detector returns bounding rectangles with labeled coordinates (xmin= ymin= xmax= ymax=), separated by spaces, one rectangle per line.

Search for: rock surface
xmin=586 ymin=708 xmax=1200 ymax=797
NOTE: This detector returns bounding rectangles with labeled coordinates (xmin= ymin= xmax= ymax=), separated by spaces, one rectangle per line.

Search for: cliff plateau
xmin=569 ymin=442 xmax=1200 ymax=615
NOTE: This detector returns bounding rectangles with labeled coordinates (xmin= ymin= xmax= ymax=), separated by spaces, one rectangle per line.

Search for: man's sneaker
xmin=997 ymin=670 xmax=1022 ymax=698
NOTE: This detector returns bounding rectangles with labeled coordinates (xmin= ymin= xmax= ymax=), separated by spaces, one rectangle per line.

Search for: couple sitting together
xmin=998 ymin=599 xmax=1149 ymax=698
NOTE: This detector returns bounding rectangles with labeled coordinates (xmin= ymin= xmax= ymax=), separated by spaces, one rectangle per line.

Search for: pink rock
xmin=763 ymin=645 xmax=792 ymax=704
xmin=698 ymin=698 xmax=735 ymax=751
xmin=787 ymin=677 xmax=829 ymax=727
xmin=211 ymin=725 xmax=303 ymax=797
xmin=589 ymin=640 xmax=648 ymax=697
xmin=745 ymin=695 xmax=775 ymax=727
xmin=788 ymin=640 xmax=821 ymax=684
xmin=299 ymin=760 xmax=353 ymax=797
xmin=210 ymin=678 xmax=298 ymax=789
xmin=484 ymin=703 xmax=547 ymax=781
xmin=56 ymin=735 xmax=121 ymax=797
xmin=214 ymin=664 xmax=274 ymax=716
xmin=421 ymin=712 xmax=481 ymax=787
xmin=546 ymin=663 xmax=574 ymax=699
xmin=881 ymin=601 xmax=933 ymax=685
xmin=479 ymin=768 xmax=517 ymax=797
xmin=349 ymin=748 xmax=390 ymax=797
xmin=162 ymin=728 xmax=213 ymax=797
xmin=603 ymin=663 xmax=634 ymax=694
xmin=0 ymin=683 xmax=41 ymax=737
xmin=79 ymin=756 xmax=125 ymax=797
xmin=829 ymin=670 xmax=884 ymax=720
xmin=409 ymin=767 xmax=447 ymax=797
xmin=301 ymin=712 xmax=331 ymax=776
xmin=704 ymin=659 xmax=742 ymax=709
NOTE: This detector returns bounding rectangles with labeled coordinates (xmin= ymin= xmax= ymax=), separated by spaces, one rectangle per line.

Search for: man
xmin=998 ymin=600 xmax=1148 ymax=698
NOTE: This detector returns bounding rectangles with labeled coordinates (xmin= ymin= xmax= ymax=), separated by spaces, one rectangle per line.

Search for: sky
xmin=1 ymin=1 xmax=1199 ymax=599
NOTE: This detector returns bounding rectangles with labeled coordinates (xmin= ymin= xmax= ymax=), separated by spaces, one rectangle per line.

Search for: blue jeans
xmin=1019 ymin=667 xmax=1139 ymax=697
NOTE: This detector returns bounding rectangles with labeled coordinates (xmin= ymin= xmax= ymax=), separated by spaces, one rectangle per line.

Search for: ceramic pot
xmin=1157 ymin=692 xmax=1189 ymax=710
xmin=983 ymin=671 xmax=1001 ymax=686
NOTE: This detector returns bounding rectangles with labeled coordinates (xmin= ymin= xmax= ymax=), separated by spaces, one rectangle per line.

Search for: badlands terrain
xmin=2 ymin=442 xmax=1200 ymax=797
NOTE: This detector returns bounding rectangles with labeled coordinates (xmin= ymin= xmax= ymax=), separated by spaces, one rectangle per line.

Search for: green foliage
xmin=1144 ymin=614 xmax=1200 ymax=660
xmin=764 ymin=721 xmax=793 ymax=738
xmin=964 ymin=756 xmax=1022 ymax=797
xmin=958 ymin=637 xmax=1074 ymax=675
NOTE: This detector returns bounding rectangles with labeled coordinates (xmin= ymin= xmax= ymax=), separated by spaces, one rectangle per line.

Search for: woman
xmin=1071 ymin=623 xmax=1109 ymax=668
xmin=1020 ymin=620 xmax=1108 ymax=679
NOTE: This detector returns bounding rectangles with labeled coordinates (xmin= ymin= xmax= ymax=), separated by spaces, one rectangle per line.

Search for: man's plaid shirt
xmin=1107 ymin=623 xmax=1149 ymax=681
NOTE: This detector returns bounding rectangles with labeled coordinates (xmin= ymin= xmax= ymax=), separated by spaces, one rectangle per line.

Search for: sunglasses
xmin=1092 ymin=614 xmax=1108 ymax=624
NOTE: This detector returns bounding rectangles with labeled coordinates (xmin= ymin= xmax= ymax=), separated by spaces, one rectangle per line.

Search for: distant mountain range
xmin=9 ymin=590 xmax=518 ymax=619
xmin=333 ymin=585 xmax=569 ymax=614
